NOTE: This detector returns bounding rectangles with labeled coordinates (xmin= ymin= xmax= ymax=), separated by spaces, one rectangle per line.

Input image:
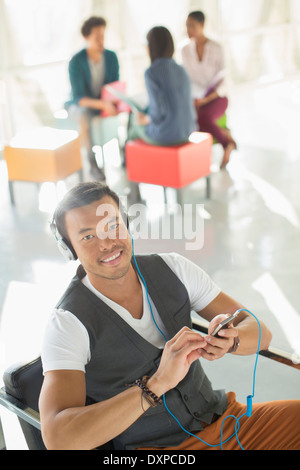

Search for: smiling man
xmin=39 ymin=182 xmax=299 ymax=451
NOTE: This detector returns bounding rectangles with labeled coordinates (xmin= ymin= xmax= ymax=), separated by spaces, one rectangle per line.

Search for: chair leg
xmin=122 ymin=112 xmax=134 ymax=169
xmin=78 ymin=169 xmax=84 ymax=182
xmin=8 ymin=181 xmax=15 ymax=205
xmin=0 ymin=416 xmax=7 ymax=450
xmin=176 ymin=188 xmax=183 ymax=207
xmin=127 ymin=111 xmax=134 ymax=138
xmin=129 ymin=182 xmax=142 ymax=204
xmin=206 ymin=176 xmax=211 ymax=199
xmin=163 ymin=187 xmax=168 ymax=205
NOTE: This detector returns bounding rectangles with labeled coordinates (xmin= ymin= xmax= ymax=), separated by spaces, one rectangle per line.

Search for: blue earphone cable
xmin=132 ymin=243 xmax=168 ymax=343
xmin=131 ymin=239 xmax=261 ymax=450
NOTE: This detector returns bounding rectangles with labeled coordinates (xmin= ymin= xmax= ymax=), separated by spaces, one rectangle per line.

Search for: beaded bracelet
xmin=127 ymin=376 xmax=163 ymax=410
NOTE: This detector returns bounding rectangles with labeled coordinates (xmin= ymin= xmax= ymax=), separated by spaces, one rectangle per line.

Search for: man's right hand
xmin=102 ymin=101 xmax=118 ymax=116
xmin=148 ymin=327 xmax=207 ymax=397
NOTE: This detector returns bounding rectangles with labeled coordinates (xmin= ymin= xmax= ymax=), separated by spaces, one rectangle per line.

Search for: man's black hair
xmin=81 ymin=16 xmax=107 ymax=37
xmin=53 ymin=182 xmax=123 ymax=244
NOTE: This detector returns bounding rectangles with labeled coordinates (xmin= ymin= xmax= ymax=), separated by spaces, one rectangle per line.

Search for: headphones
xmin=50 ymin=217 xmax=78 ymax=261
xmin=50 ymin=205 xmax=130 ymax=262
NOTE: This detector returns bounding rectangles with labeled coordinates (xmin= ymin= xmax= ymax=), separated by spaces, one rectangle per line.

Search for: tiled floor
xmin=0 ymin=78 xmax=299 ymax=449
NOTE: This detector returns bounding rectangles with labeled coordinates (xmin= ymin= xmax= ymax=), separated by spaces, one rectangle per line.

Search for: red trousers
xmin=140 ymin=392 xmax=300 ymax=450
xmin=196 ymin=96 xmax=229 ymax=148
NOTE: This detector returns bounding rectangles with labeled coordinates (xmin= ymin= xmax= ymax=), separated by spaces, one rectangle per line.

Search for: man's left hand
xmin=201 ymin=314 xmax=238 ymax=361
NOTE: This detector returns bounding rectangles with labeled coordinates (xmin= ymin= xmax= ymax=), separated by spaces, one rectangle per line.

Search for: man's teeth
xmin=102 ymin=252 xmax=121 ymax=263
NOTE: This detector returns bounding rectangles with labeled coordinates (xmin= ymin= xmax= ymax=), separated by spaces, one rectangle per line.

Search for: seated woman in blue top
xmin=129 ymin=26 xmax=196 ymax=146
xmin=66 ymin=16 xmax=119 ymax=178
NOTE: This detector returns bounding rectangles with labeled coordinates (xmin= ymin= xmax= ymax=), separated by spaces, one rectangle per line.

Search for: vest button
xmin=184 ymin=395 xmax=189 ymax=401
xmin=194 ymin=411 xmax=200 ymax=418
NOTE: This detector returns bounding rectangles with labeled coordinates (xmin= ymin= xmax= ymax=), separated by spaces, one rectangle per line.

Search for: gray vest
xmin=56 ymin=254 xmax=227 ymax=449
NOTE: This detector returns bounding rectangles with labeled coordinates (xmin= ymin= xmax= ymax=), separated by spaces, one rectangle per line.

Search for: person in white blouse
xmin=181 ymin=11 xmax=236 ymax=169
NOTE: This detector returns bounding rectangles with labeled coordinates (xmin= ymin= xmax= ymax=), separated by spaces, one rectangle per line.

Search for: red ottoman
xmin=125 ymin=132 xmax=212 ymax=198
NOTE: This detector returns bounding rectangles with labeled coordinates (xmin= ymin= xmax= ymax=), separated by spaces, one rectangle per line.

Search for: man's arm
xmin=197 ymin=291 xmax=272 ymax=360
xmin=39 ymin=327 xmax=208 ymax=450
xmin=77 ymin=97 xmax=118 ymax=115
xmin=39 ymin=369 xmax=153 ymax=450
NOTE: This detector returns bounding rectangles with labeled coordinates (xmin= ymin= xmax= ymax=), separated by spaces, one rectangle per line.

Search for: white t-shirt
xmin=41 ymin=253 xmax=221 ymax=374
xmin=88 ymin=56 xmax=105 ymax=98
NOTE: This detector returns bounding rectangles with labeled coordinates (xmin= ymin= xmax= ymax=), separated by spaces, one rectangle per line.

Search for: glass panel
xmin=227 ymin=28 xmax=292 ymax=84
xmin=3 ymin=0 xmax=91 ymax=65
xmin=220 ymin=0 xmax=290 ymax=32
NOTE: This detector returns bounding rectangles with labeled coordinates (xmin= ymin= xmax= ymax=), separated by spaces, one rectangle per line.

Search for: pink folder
xmin=101 ymin=81 xmax=131 ymax=116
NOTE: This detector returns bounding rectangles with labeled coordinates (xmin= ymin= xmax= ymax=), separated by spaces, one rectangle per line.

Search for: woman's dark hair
xmin=53 ymin=182 xmax=123 ymax=244
xmin=81 ymin=16 xmax=107 ymax=37
xmin=187 ymin=11 xmax=206 ymax=24
xmin=146 ymin=26 xmax=174 ymax=62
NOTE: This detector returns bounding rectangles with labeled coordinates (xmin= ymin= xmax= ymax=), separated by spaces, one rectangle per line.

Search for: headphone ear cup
xmin=56 ymin=238 xmax=77 ymax=261
xmin=50 ymin=219 xmax=77 ymax=261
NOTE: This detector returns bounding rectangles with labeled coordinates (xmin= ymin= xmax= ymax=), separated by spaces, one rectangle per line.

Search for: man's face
xmin=86 ymin=25 xmax=105 ymax=52
xmin=64 ymin=196 xmax=132 ymax=282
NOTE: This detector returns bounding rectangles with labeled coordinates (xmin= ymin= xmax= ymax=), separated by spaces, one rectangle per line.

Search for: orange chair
xmin=125 ymin=132 xmax=212 ymax=201
xmin=4 ymin=127 xmax=83 ymax=204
